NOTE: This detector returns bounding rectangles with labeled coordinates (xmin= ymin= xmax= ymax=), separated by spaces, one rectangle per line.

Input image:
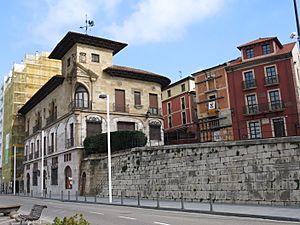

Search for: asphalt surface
xmin=0 ymin=195 xmax=299 ymax=225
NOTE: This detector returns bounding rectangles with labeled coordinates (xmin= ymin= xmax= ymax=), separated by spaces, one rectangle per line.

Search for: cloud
xmin=30 ymin=0 xmax=121 ymax=46
xmin=107 ymin=0 xmax=224 ymax=44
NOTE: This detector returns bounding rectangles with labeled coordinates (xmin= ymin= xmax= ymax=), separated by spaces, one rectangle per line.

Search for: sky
xmin=0 ymin=0 xmax=298 ymax=83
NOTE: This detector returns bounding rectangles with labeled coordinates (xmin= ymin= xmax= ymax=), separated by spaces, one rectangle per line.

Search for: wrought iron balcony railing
xmin=33 ymin=124 xmax=41 ymax=133
xmin=243 ymin=79 xmax=256 ymax=90
xmin=48 ymin=145 xmax=54 ymax=154
xmin=46 ymin=114 xmax=57 ymax=126
xmin=148 ymin=107 xmax=162 ymax=116
xmin=244 ymin=101 xmax=285 ymax=115
xmin=34 ymin=151 xmax=39 ymax=159
xmin=29 ymin=153 xmax=33 ymax=160
xmin=66 ymin=138 xmax=74 ymax=148
xmin=69 ymin=100 xmax=92 ymax=110
xmin=265 ymin=75 xmax=279 ymax=86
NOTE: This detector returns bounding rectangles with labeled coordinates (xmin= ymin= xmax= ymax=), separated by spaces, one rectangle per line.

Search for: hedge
xmin=83 ymin=130 xmax=147 ymax=155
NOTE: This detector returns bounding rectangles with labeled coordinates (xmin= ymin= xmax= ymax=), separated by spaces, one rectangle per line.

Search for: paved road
xmin=0 ymin=196 xmax=299 ymax=225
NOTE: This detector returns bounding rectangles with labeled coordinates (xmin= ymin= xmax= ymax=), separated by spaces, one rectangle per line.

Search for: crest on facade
xmin=149 ymin=120 xmax=161 ymax=126
xmin=86 ymin=115 xmax=102 ymax=123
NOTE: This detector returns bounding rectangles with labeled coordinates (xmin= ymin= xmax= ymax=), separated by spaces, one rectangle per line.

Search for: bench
xmin=17 ymin=204 xmax=47 ymax=225
xmin=0 ymin=205 xmax=21 ymax=216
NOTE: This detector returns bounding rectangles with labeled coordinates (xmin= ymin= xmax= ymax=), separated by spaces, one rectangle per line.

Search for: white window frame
xmin=247 ymin=120 xmax=262 ymax=139
xmin=271 ymin=116 xmax=287 ymax=137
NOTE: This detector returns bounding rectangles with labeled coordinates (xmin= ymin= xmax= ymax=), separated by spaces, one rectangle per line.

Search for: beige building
xmin=18 ymin=32 xmax=170 ymax=195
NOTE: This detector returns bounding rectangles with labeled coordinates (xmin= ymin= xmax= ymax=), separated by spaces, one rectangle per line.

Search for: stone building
xmin=18 ymin=32 xmax=170 ymax=195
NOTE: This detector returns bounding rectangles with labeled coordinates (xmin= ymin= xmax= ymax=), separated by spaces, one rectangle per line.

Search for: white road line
xmin=154 ymin=222 xmax=170 ymax=225
xmin=90 ymin=211 xmax=104 ymax=215
xmin=118 ymin=216 xmax=137 ymax=220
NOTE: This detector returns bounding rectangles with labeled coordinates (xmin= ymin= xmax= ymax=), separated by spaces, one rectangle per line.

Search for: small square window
xmin=181 ymin=84 xmax=186 ymax=92
xmin=262 ymin=44 xmax=271 ymax=55
xmin=91 ymin=53 xmax=99 ymax=63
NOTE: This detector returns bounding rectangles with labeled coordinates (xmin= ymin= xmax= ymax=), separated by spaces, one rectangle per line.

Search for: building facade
xmin=19 ymin=32 xmax=170 ymax=195
xmin=1 ymin=53 xmax=61 ymax=193
xmin=162 ymin=77 xmax=198 ymax=144
xmin=193 ymin=63 xmax=233 ymax=142
xmin=226 ymin=37 xmax=300 ymax=140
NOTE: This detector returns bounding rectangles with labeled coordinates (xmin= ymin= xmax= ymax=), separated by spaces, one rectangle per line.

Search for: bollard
xmin=209 ymin=193 xmax=213 ymax=212
xmin=121 ymin=191 xmax=124 ymax=205
xmin=181 ymin=192 xmax=184 ymax=210
xmin=68 ymin=191 xmax=70 ymax=200
xmin=61 ymin=190 xmax=63 ymax=201
xmin=94 ymin=195 xmax=97 ymax=203
xmin=31 ymin=190 xmax=33 ymax=197
xmin=75 ymin=191 xmax=78 ymax=201
xmin=84 ymin=195 xmax=87 ymax=202
xmin=49 ymin=190 xmax=51 ymax=199
xmin=156 ymin=192 xmax=160 ymax=208
xmin=137 ymin=192 xmax=140 ymax=206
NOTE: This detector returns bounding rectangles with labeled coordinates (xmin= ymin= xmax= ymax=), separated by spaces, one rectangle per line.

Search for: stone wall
xmin=80 ymin=137 xmax=300 ymax=206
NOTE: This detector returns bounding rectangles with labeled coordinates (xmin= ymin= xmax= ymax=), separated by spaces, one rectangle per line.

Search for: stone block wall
xmin=80 ymin=137 xmax=300 ymax=206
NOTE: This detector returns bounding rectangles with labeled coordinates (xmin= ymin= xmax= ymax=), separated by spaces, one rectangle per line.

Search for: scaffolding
xmin=1 ymin=52 xmax=61 ymax=192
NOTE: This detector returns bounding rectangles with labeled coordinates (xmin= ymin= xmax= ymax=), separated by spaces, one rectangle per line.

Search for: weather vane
xmin=80 ymin=14 xmax=95 ymax=34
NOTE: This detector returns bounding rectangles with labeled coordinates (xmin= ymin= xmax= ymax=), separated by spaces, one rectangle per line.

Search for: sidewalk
xmin=3 ymin=193 xmax=300 ymax=223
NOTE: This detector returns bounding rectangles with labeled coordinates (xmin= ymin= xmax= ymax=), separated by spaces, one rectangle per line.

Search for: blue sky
xmin=0 ymin=0 xmax=297 ymax=83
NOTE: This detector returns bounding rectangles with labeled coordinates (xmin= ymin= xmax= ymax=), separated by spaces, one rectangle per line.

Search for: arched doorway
xmin=26 ymin=173 xmax=30 ymax=194
xmin=64 ymin=166 xmax=72 ymax=189
xmin=81 ymin=172 xmax=86 ymax=196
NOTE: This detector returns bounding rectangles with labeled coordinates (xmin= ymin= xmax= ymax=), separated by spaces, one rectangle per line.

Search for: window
xmin=66 ymin=123 xmax=74 ymax=148
xmin=248 ymin=121 xmax=261 ymax=139
xmin=134 ymin=91 xmax=141 ymax=106
xmin=74 ymin=85 xmax=89 ymax=108
xmin=79 ymin=52 xmax=86 ymax=63
xmin=167 ymin=90 xmax=171 ymax=97
xmin=181 ymin=84 xmax=186 ymax=92
xmin=117 ymin=122 xmax=135 ymax=131
xmin=182 ymin=111 xmax=187 ymax=124
xmin=246 ymin=94 xmax=258 ymax=114
xmin=269 ymin=90 xmax=281 ymax=110
xmin=168 ymin=116 xmax=172 ymax=128
xmin=65 ymin=166 xmax=73 ymax=189
xmin=208 ymin=95 xmax=216 ymax=110
xmin=149 ymin=94 xmax=159 ymax=115
xmin=51 ymin=157 xmax=58 ymax=185
xmin=273 ymin=118 xmax=286 ymax=137
xmin=149 ymin=124 xmax=161 ymax=140
xmin=246 ymin=48 xmax=254 ymax=59
xmin=86 ymin=121 xmax=102 ymax=137
xmin=67 ymin=57 xmax=71 ymax=67
xmin=180 ymin=97 xmax=185 ymax=110
xmin=64 ymin=153 xmax=72 ymax=162
xmin=262 ymin=44 xmax=271 ymax=55
xmin=167 ymin=102 xmax=171 ymax=114
xmin=91 ymin=53 xmax=99 ymax=62
xmin=32 ymin=163 xmax=38 ymax=186
xmin=243 ymin=71 xmax=255 ymax=89
xmin=114 ymin=89 xmax=126 ymax=112
xmin=43 ymin=136 xmax=47 ymax=156
xmin=265 ymin=66 xmax=278 ymax=85
xmin=207 ymin=79 xmax=215 ymax=90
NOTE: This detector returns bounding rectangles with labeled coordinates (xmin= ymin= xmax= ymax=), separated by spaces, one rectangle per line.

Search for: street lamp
xmin=99 ymin=93 xmax=112 ymax=203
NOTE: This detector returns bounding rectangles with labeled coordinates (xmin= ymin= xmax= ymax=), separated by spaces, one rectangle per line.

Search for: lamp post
xmin=13 ymin=145 xmax=16 ymax=195
xmin=99 ymin=93 xmax=112 ymax=203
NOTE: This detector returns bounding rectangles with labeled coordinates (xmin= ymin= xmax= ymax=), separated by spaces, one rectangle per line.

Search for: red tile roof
xmin=237 ymin=37 xmax=283 ymax=50
xmin=104 ymin=65 xmax=171 ymax=88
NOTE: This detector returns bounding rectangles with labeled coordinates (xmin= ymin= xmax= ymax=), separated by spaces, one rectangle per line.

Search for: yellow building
xmin=1 ymin=52 xmax=61 ymax=192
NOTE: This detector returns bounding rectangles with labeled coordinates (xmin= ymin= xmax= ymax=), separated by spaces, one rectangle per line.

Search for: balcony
xmin=34 ymin=151 xmax=39 ymax=159
xmin=66 ymin=138 xmax=74 ymax=148
xmin=48 ymin=145 xmax=54 ymax=154
xmin=243 ymin=79 xmax=256 ymax=90
xmin=69 ymin=100 xmax=92 ymax=110
xmin=33 ymin=124 xmax=41 ymax=133
xmin=29 ymin=153 xmax=33 ymax=160
xmin=148 ymin=107 xmax=162 ymax=116
xmin=46 ymin=114 xmax=57 ymax=126
xmin=243 ymin=101 xmax=285 ymax=115
xmin=113 ymin=103 xmax=129 ymax=113
xmin=265 ymin=75 xmax=279 ymax=86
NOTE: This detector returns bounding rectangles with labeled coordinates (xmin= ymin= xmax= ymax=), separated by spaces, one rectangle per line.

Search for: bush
xmin=84 ymin=130 xmax=147 ymax=155
xmin=50 ymin=214 xmax=89 ymax=225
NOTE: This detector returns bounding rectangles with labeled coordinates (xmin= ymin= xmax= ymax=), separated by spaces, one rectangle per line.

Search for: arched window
xmin=26 ymin=173 xmax=30 ymax=194
xmin=74 ymin=85 xmax=89 ymax=108
xmin=65 ymin=166 xmax=73 ymax=189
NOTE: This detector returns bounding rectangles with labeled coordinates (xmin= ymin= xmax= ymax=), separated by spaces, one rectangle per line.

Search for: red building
xmin=227 ymin=37 xmax=300 ymax=139
xmin=162 ymin=76 xmax=198 ymax=144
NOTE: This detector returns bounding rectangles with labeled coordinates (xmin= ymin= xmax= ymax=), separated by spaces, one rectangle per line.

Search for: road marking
xmin=154 ymin=222 xmax=170 ymax=225
xmin=90 ymin=211 xmax=104 ymax=215
xmin=118 ymin=216 xmax=137 ymax=220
